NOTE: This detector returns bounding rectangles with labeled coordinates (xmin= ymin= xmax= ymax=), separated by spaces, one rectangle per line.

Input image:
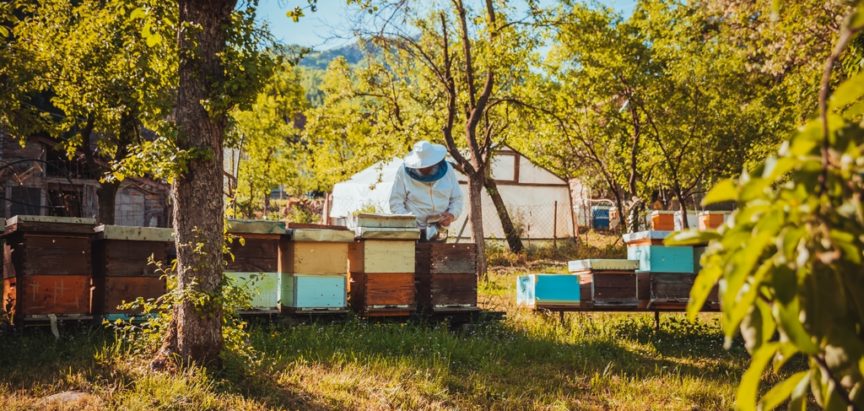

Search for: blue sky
xmin=258 ymin=1 xmax=636 ymax=50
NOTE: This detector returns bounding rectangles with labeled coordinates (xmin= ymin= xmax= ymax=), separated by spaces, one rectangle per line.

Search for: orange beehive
xmin=698 ymin=211 xmax=729 ymax=230
xmin=650 ymin=211 xmax=676 ymax=231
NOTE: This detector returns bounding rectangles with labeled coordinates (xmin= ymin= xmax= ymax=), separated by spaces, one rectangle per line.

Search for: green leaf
xmin=831 ymin=71 xmax=864 ymax=110
xmin=775 ymin=298 xmax=819 ymax=355
xmin=664 ymin=229 xmax=721 ymax=246
xmin=787 ymin=369 xmax=811 ymax=411
xmin=129 ymin=7 xmax=146 ymax=21
xmin=687 ymin=261 xmax=722 ymax=321
xmin=736 ymin=343 xmax=780 ymax=411
xmin=0 ymin=26 xmax=8 ymax=38
xmin=759 ymin=371 xmax=810 ymax=411
xmin=702 ymin=178 xmax=738 ymax=206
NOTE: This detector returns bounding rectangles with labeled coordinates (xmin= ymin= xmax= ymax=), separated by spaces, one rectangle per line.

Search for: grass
xmin=0 ymin=237 xmax=766 ymax=410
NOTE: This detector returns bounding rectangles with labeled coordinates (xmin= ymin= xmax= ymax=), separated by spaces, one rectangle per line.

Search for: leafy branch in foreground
xmin=667 ymin=4 xmax=864 ymax=410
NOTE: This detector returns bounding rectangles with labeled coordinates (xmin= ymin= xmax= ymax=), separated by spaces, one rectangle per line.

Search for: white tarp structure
xmin=330 ymin=147 xmax=588 ymax=240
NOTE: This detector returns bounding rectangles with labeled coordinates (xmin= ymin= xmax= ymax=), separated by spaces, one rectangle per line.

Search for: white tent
xmin=329 ymin=147 xmax=588 ymax=240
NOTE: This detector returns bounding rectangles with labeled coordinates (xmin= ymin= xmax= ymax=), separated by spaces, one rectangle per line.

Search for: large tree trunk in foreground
xmin=467 ymin=177 xmax=487 ymax=280
xmin=153 ymin=0 xmax=235 ymax=369
xmin=483 ymin=178 xmax=523 ymax=253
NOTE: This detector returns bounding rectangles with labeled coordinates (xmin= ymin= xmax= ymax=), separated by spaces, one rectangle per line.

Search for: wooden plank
xmin=98 ymin=240 xmax=168 ymax=276
xmin=4 ymin=220 xmax=96 ymax=235
xmin=568 ymin=259 xmax=638 ymax=272
xmin=282 ymin=274 xmax=346 ymax=309
xmin=416 ymin=243 xmax=476 ymax=274
xmin=637 ymin=272 xmax=650 ymax=310
xmin=364 ymin=272 xmax=415 ymax=306
xmin=226 ymin=237 xmax=278 ymax=272
xmin=225 ymin=272 xmax=280 ymax=311
xmin=7 ymin=215 xmax=96 ymax=226
xmin=286 ymin=223 xmax=349 ymax=230
xmin=21 ymin=235 xmax=91 ymax=276
xmin=285 ymin=242 xmax=349 ymax=275
xmin=15 ymin=274 xmax=91 ymax=316
xmin=227 ymin=219 xmax=286 ymax=235
xmin=95 ymin=276 xmax=165 ymax=314
xmin=355 ymin=227 xmax=421 ymax=240
xmin=363 ymin=240 xmax=415 ymax=273
xmin=94 ymin=225 xmax=174 ymax=242
xmin=289 ymin=229 xmax=354 ymax=243
xmin=355 ymin=213 xmax=416 ymax=228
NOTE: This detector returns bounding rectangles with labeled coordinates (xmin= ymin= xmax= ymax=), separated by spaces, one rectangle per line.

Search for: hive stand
xmin=2 ymin=215 xmax=96 ymax=327
xmin=92 ymin=225 xmax=174 ymax=321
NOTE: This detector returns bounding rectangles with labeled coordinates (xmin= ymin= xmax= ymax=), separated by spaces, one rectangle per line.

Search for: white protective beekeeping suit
xmin=388 ymin=141 xmax=464 ymax=239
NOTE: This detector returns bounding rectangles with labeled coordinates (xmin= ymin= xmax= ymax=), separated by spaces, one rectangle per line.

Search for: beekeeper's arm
xmin=388 ymin=167 xmax=410 ymax=214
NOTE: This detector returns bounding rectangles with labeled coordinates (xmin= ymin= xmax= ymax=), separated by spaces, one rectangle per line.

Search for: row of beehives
xmin=0 ymin=214 xmax=479 ymax=324
xmin=517 ymin=230 xmax=718 ymax=311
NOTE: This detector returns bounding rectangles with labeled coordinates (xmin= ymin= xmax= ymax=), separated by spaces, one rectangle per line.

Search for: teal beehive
xmin=516 ymin=274 xmax=580 ymax=309
xmin=281 ymin=274 xmax=346 ymax=311
xmin=225 ymin=272 xmax=281 ymax=312
xmin=627 ymin=245 xmax=694 ymax=273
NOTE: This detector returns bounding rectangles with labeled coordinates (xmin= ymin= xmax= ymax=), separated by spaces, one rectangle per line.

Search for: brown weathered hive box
xmin=348 ymin=217 xmax=420 ymax=317
xmin=2 ymin=215 xmax=96 ymax=322
xmin=415 ymin=243 xmax=478 ymax=314
xmin=568 ymin=259 xmax=639 ymax=309
xmin=92 ymin=225 xmax=174 ymax=319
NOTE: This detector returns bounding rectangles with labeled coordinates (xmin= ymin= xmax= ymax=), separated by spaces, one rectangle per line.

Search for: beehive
xmin=516 ymin=274 xmax=581 ymax=310
xmin=226 ymin=219 xmax=285 ymax=313
xmin=279 ymin=225 xmax=354 ymax=312
xmin=415 ymin=243 xmax=478 ymax=314
xmin=92 ymin=225 xmax=174 ymax=320
xmin=627 ymin=245 xmax=695 ymax=274
xmin=647 ymin=272 xmax=695 ymax=309
xmin=569 ymin=259 xmax=639 ymax=308
xmin=1 ymin=215 xmax=96 ymax=322
xmin=348 ymin=216 xmax=420 ymax=317
xmin=698 ymin=211 xmax=729 ymax=231
xmin=649 ymin=211 xmax=676 ymax=231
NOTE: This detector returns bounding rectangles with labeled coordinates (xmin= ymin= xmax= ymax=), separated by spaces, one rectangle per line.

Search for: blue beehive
xmin=516 ymin=274 xmax=581 ymax=309
xmin=591 ymin=207 xmax=610 ymax=230
xmin=627 ymin=245 xmax=695 ymax=273
xmin=281 ymin=274 xmax=347 ymax=311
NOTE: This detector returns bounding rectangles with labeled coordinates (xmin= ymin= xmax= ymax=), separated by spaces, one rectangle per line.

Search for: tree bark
xmin=154 ymin=0 xmax=235 ymax=369
xmin=674 ymin=183 xmax=689 ymax=229
xmin=468 ymin=177 xmax=487 ymax=280
xmin=483 ymin=177 xmax=523 ymax=252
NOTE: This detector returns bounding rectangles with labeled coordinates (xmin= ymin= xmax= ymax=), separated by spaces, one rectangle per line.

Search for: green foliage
xmin=667 ymin=7 xmax=864 ymax=407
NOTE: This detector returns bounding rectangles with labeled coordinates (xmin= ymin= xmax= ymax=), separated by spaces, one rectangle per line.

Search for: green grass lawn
xmin=0 ymin=267 xmax=756 ymax=410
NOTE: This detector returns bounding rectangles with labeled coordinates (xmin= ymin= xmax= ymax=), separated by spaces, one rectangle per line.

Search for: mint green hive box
xmin=226 ymin=272 xmax=281 ymax=311
xmin=281 ymin=274 xmax=347 ymax=311
xmin=516 ymin=274 xmax=580 ymax=309
xmin=627 ymin=245 xmax=694 ymax=273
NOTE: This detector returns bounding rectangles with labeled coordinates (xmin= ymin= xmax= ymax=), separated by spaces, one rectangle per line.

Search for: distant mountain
xmin=299 ymin=43 xmax=366 ymax=70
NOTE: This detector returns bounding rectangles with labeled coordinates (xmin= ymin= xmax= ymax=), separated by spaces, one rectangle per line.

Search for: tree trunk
xmin=483 ymin=177 xmax=523 ymax=253
xmin=674 ymin=184 xmax=689 ymax=229
xmin=96 ymin=181 xmax=120 ymax=225
xmin=154 ymin=0 xmax=235 ymax=369
xmin=611 ymin=187 xmax=627 ymax=233
xmin=468 ymin=176 xmax=487 ymax=280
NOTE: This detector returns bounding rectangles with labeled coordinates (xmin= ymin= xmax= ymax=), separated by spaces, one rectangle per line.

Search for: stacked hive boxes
xmin=516 ymin=274 xmax=580 ymax=310
xmin=226 ymin=220 xmax=285 ymax=314
xmin=280 ymin=225 xmax=354 ymax=312
xmin=624 ymin=230 xmax=695 ymax=308
xmin=1 ymin=216 xmax=96 ymax=323
xmin=415 ymin=243 xmax=478 ymax=314
xmin=568 ymin=259 xmax=639 ymax=308
xmin=92 ymin=225 xmax=174 ymax=320
xmin=348 ymin=214 xmax=420 ymax=317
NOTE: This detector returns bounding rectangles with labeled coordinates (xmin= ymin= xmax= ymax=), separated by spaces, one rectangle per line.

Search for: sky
xmin=257 ymin=0 xmax=637 ymax=50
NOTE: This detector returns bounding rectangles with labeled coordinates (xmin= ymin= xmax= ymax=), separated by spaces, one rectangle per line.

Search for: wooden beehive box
xmin=627 ymin=245 xmax=695 ymax=273
xmin=92 ymin=225 xmax=174 ymax=320
xmin=226 ymin=219 xmax=285 ymax=313
xmin=648 ymin=272 xmax=695 ymax=309
xmin=622 ymin=230 xmax=671 ymax=247
xmin=1 ymin=215 xmax=96 ymax=322
xmin=698 ymin=211 xmax=729 ymax=231
xmin=415 ymin=243 xmax=478 ymax=314
xmin=650 ymin=211 xmax=676 ymax=231
xmin=569 ymin=259 xmax=639 ymax=308
xmin=348 ymin=226 xmax=420 ymax=317
xmin=279 ymin=225 xmax=354 ymax=312
xmin=516 ymin=274 xmax=581 ymax=310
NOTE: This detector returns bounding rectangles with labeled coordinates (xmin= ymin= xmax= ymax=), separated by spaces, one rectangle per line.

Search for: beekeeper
xmin=389 ymin=140 xmax=464 ymax=241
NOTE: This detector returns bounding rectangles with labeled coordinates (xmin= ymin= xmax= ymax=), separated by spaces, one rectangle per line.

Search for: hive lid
xmin=622 ymin=230 xmax=672 ymax=244
xmin=355 ymin=227 xmax=421 ymax=240
xmin=94 ymin=225 xmax=175 ymax=242
xmin=649 ymin=210 xmax=676 ymax=216
xmin=355 ymin=213 xmax=416 ymax=229
xmin=568 ymin=259 xmax=639 ymax=272
xmin=289 ymin=228 xmax=355 ymax=243
xmin=698 ymin=210 xmax=731 ymax=216
xmin=227 ymin=219 xmax=286 ymax=235
xmin=6 ymin=215 xmax=97 ymax=227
